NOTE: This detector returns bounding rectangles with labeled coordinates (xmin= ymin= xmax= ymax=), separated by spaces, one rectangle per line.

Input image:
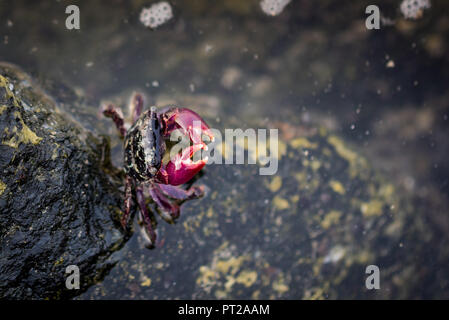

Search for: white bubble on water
xmin=260 ymin=0 xmax=291 ymax=16
xmin=400 ymin=0 xmax=431 ymax=20
xmin=140 ymin=2 xmax=173 ymax=29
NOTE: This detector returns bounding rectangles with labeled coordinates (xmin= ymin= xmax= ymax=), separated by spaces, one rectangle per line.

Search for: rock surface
xmin=82 ymin=112 xmax=447 ymax=299
xmin=0 ymin=63 xmax=126 ymax=299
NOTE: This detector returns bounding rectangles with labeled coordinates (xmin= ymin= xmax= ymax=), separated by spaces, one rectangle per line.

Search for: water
xmin=1 ymin=0 xmax=448 ymax=299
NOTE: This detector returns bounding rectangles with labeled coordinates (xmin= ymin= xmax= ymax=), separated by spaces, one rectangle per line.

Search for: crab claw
xmin=156 ymin=107 xmax=213 ymax=186
xmin=158 ymin=143 xmax=208 ymax=186
xmin=161 ymin=107 xmax=215 ymax=144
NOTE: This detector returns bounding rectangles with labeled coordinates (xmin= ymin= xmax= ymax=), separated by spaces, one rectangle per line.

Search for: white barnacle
xmin=139 ymin=2 xmax=173 ymax=29
xmin=400 ymin=0 xmax=431 ymax=20
xmin=260 ymin=0 xmax=291 ymax=16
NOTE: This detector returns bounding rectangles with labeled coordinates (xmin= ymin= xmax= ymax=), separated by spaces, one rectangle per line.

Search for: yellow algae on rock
xmin=290 ymin=194 xmax=300 ymax=203
xmin=290 ymin=137 xmax=318 ymax=149
xmin=3 ymin=120 xmax=42 ymax=148
xmin=0 ymin=180 xmax=6 ymax=196
xmin=310 ymin=160 xmax=321 ymax=171
xmin=328 ymin=135 xmax=357 ymax=163
xmin=195 ymin=242 xmax=262 ymax=297
xmin=141 ymin=276 xmax=152 ymax=287
xmin=216 ymin=256 xmax=247 ymax=276
xmin=327 ymin=135 xmax=367 ymax=177
xmin=321 ymin=210 xmax=342 ymax=229
xmin=272 ymin=273 xmax=289 ymax=294
xmin=273 ymin=195 xmax=290 ymax=210
xmin=361 ymin=199 xmax=384 ymax=217
xmin=197 ymin=265 xmax=219 ymax=287
xmin=294 ymin=171 xmax=307 ymax=184
xmin=252 ymin=290 xmax=261 ymax=299
xmin=329 ymin=180 xmax=346 ymax=195
xmin=54 ymin=257 xmax=64 ymax=266
xmin=305 ymin=286 xmax=328 ymax=300
xmin=1 ymin=78 xmax=43 ymax=148
xmin=236 ymin=270 xmax=257 ymax=287
xmin=378 ymin=183 xmax=395 ymax=200
xmin=267 ymin=176 xmax=282 ymax=192
xmin=0 ymin=75 xmax=21 ymax=108
xmin=206 ymin=207 xmax=214 ymax=218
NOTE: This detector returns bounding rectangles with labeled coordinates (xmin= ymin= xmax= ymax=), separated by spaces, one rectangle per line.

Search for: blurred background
xmin=1 ymin=0 xmax=448 ymax=299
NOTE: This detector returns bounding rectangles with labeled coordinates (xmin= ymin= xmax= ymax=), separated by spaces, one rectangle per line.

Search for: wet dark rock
xmin=0 ymin=63 xmax=126 ymax=299
xmin=80 ymin=111 xmax=449 ymax=300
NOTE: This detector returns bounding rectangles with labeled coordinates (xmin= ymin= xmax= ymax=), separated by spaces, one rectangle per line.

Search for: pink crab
xmin=102 ymin=93 xmax=213 ymax=246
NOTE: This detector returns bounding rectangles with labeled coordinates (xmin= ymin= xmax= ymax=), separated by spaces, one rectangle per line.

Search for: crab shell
xmin=124 ymin=107 xmax=164 ymax=181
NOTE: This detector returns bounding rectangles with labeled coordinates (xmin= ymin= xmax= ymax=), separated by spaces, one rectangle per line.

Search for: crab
xmin=102 ymin=92 xmax=214 ymax=246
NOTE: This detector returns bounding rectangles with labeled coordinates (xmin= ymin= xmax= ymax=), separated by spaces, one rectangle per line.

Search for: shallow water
xmin=1 ymin=0 xmax=448 ymax=299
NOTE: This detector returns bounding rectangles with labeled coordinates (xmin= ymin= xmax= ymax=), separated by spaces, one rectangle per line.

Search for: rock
xmin=81 ymin=106 xmax=448 ymax=299
xmin=0 ymin=63 xmax=126 ymax=299
xmin=3 ymin=62 xmax=443 ymax=300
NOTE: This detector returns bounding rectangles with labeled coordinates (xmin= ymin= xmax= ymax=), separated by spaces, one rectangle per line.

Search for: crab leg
xmin=157 ymin=183 xmax=205 ymax=201
xmin=136 ymin=185 xmax=157 ymax=244
xmin=149 ymin=184 xmax=180 ymax=221
xmin=130 ymin=92 xmax=144 ymax=122
xmin=102 ymin=104 xmax=127 ymax=137
xmin=121 ymin=176 xmax=134 ymax=229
